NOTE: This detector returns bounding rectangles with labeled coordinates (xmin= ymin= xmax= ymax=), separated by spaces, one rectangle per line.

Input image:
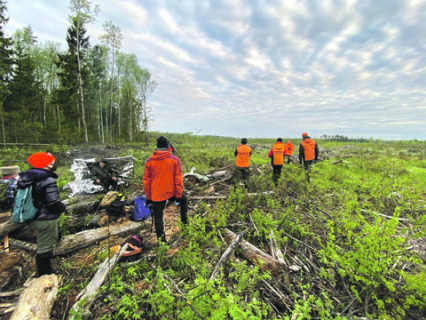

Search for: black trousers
xmin=303 ymin=160 xmax=313 ymax=170
xmin=152 ymin=193 xmax=189 ymax=242
xmin=303 ymin=160 xmax=313 ymax=183
xmin=284 ymin=155 xmax=292 ymax=164
xmin=272 ymin=165 xmax=283 ymax=185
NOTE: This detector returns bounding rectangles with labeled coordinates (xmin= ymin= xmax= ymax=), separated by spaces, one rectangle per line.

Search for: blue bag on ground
xmin=133 ymin=196 xmax=151 ymax=221
xmin=12 ymin=185 xmax=39 ymax=224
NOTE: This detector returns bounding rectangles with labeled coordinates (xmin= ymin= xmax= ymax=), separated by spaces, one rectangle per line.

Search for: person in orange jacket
xmin=284 ymin=140 xmax=294 ymax=164
xmin=268 ymin=138 xmax=286 ymax=186
xmin=234 ymin=138 xmax=252 ymax=189
xmin=299 ymin=133 xmax=319 ymax=180
xmin=143 ymin=136 xmax=188 ymax=243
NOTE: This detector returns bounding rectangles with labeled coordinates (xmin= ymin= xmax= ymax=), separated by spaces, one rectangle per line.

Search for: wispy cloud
xmin=4 ymin=0 xmax=426 ymax=139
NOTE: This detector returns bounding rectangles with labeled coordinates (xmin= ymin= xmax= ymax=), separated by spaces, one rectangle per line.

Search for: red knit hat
xmin=302 ymin=132 xmax=308 ymax=137
xmin=27 ymin=152 xmax=55 ymax=168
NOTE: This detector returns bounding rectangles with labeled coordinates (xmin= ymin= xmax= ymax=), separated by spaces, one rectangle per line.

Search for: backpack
xmin=12 ymin=185 xmax=39 ymax=224
xmin=106 ymin=194 xmax=127 ymax=216
xmin=133 ymin=196 xmax=151 ymax=221
xmin=111 ymin=235 xmax=144 ymax=262
xmin=100 ymin=191 xmax=120 ymax=207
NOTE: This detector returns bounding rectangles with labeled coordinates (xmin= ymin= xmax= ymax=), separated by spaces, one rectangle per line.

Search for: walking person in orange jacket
xmin=284 ymin=140 xmax=294 ymax=164
xmin=234 ymin=138 xmax=252 ymax=189
xmin=268 ymin=138 xmax=286 ymax=186
xmin=299 ymin=133 xmax=319 ymax=182
xmin=143 ymin=136 xmax=188 ymax=244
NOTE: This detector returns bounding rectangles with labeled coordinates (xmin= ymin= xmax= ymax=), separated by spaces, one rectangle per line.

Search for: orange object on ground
xmin=143 ymin=151 xmax=184 ymax=201
xmin=301 ymin=138 xmax=316 ymax=161
xmin=236 ymin=144 xmax=252 ymax=168
xmin=272 ymin=142 xmax=285 ymax=165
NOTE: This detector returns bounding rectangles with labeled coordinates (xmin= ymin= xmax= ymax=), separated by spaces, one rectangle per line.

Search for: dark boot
xmin=36 ymin=251 xmax=54 ymax=276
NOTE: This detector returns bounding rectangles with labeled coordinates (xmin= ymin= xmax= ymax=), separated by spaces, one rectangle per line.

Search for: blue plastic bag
xmin=133 ymin=196 xmax=151 ymax=221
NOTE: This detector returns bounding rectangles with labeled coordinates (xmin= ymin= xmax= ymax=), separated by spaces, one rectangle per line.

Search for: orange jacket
xmin=271 ymin=142 xmax=285 ymax=165
xmin=143 ymin=151 xmax=184 ymax=201
xmin=301 ymin=138 xmax=316 ymax=161
xmin=235 ymin=144 xmax=252 ymax=168
xmin=284 ymin=143 xmax=294 ymax=155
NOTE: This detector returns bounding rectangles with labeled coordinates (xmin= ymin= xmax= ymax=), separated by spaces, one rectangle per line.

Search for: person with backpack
xmin=17 ymin=152 xmax=66 ymax=276
xmin=234 ymin=138 xmax=252 ymax=189
xmin=268 ymin=138 xmax=286 ymax=186
xmin=0 ymin=166 xmax=19 ymax=210
xmin=143 ymin=136 xmax=189 ymax=244
xmin=284 ymin=140 xmax=294 ymax=164
xmin=90 ymin=159 xmax=118 ymax=191
xmin=299 ymin=133 xmax=319 ymax=182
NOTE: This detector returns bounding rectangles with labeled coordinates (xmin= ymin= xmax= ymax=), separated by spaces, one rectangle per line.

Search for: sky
xmin=4 ymin=0 xmax=426 ymax=140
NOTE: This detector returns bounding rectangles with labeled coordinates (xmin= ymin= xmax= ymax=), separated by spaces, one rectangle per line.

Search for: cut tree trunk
xmin=269 ymin=230 xmax=286 ymax=266
xmin=224 ymin=229 xmax=281 ymax=274
xmin=1 ymin=194 xmax=139 ymax=238
xmin=9 ymin=220 xmax=148 ymax=256
xmin=10 ymin=274 xmax=61 ymax=320
xmin=0 ymin=220 xmax=22 ymax=238
xmin=70 ymin=243 xmax=129 ymax=319
xmin=210 ymin=230 xmax=246 ymax=281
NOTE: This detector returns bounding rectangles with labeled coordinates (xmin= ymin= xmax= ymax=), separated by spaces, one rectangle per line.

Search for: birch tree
xmin=100 ymin=20 xmax=122 ymax=142
xmin=68 ymin=0 xmax=99 ymax=143
xmin=138 ymin=70 xmax=157 ymax=143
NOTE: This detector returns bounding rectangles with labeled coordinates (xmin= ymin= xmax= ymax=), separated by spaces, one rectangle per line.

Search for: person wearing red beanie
xmin=17 ymin=152 xmax=65 ymax=276
xmin=27 ymin=152 xmax=56 ymax=169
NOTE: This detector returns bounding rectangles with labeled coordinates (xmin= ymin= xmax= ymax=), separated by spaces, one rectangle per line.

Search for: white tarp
xmin=64 ymin=156 xmax=136 ymax=197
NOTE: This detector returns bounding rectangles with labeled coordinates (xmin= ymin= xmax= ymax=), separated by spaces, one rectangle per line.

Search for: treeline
xmin=0 ymin=0 xmax=157 ymax=145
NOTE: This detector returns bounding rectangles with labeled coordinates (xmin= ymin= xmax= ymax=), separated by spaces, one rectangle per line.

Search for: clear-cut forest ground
xmin=0 ymin=135 xmax=425 ymax=320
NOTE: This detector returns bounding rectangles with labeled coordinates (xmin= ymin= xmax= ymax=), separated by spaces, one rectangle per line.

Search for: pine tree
xmin=0 ymin=0 xmax=14 ymax=147
xmin=4 ymin=26 xmax=44 ymax=143
xmin=56 ymin=17 xmax=89 ymax=144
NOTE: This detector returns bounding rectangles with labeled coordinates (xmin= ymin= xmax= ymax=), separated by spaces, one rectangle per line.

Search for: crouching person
xmin=143 ymin=136 xmax=188 ymax=244
xmin=90 ymin=159 xmax=118 ymax=191
xmin=18 ymin=152 xmax=66 ymax=276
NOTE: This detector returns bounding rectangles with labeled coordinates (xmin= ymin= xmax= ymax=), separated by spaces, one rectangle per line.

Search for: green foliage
xmin=3 ymin=134 xmax=425 ymax=320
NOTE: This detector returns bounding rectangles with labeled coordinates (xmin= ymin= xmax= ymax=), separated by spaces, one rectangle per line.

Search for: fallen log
xmin=67 ymin=193 xmax=138 ymax=216
xmin=70 ymin=243 xmax=129 ymax=319
xmin=269 ymin=230 xmax=286 ymax=266
xmin=191 ymin=192 xmax=274 ymax=201
xmin=332 ymin=160 xmax=343 ymax=165
xmin=224 ymin=229 xmax=281 ymax=274
xmin=0 ymin=195 xmax=137 ymax=237
xmin=210 ymin=170 xmax=228 ymax=179
xmin=0 ymin=220 xmax=22 ymax=238
xmin=0 ymin=211 xmax=11 ymax=221
xmin=10 ymin=274 xmax=61 ymax=320
xmin=210 ymin=230 xmax=246 ymax=281
xmin=0 ymin=288 xmax=24 ymax=298
xmin=9 ymin=219 xmax=148 ymax=256
xmin=191 ymin=196 xmax=227 ymax=200
xmin=360 ymin=209 xmax=411 ymax=222
xmin=155 ymin=266 xmax=206 ymax=320
xmin=0 ymin=305 xmax=15 ymax=316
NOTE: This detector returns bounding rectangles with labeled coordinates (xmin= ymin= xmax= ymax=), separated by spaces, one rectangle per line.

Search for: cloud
xmin=4 ymin=0 xmax=426 ymax=139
